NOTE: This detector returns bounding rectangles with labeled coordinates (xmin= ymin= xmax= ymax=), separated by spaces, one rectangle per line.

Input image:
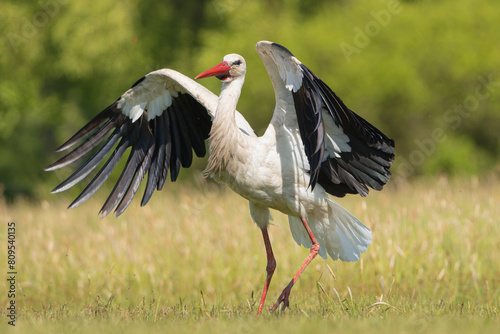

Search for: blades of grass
xmin=326 ymin=264 xmax=336 ymax=281
xmin=154 ymin=296 xmax=161 ymax=323
xmin=367 ymin=301 xmax=403 ymax=314
xmin=316 ymin=281 xmax=334 ymax=309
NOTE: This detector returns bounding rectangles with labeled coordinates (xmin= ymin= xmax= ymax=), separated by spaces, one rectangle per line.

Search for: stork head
xmin=195 ymin=54 xmax=246 ymax=83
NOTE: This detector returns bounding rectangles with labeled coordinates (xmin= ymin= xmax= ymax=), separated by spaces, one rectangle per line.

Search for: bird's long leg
xmin=257 ymin=227 xmax=276 ymax=315
xmin=270 ymin=218 xmax=320 ymax=312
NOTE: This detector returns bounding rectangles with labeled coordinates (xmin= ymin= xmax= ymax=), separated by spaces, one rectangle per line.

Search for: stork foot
xmin=270 ymin=281 xmax=294 ymax=312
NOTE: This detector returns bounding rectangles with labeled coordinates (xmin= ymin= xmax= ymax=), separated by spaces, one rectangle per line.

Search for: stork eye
xmin=232 ymin=60 xmax=242 ymax=66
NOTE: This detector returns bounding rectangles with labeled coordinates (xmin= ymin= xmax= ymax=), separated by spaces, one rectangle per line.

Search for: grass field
xmin=1 ymin=175 xmax=499 ymax=333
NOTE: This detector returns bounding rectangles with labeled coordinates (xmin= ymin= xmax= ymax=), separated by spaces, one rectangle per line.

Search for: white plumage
xmin=46 ymin=41 xmax=394 ymax=314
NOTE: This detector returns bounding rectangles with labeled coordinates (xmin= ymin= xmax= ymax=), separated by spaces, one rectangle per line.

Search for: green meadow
xmin=1 ymin=176 xmax=498 ymax=333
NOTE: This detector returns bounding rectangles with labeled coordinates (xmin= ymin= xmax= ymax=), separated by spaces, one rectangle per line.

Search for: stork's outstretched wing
xmin=46 ymin=69 xmax=253 ymax=217
xmin=256 ymin=41 xmax=395 ymax=197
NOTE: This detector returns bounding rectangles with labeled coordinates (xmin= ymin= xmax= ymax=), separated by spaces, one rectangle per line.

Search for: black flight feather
xmin=47 ymin=85 xmax=213 ymax=217
xmin=293 ymin=64 xmax=394 ymax=198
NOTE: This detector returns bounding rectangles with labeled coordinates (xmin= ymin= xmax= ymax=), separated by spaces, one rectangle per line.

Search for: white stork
xmin=46 ymin=41 xmax=395 ymax=313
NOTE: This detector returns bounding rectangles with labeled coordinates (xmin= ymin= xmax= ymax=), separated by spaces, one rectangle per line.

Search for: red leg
xmin=257 ymin=227 xmax=276 ymax=315
xmin=270 ymin=218 xmax=320 ymax=312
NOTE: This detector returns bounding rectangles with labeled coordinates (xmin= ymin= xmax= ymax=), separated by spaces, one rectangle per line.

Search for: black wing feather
xmin=114 ymin=119 xmax=156 ymax=217
xmin=141 ymin=115 xmax=166 ymax=206
xmin=293 ymin=69 xmax=325 ymax=188
xmin=158 ymin=110 xmax=173 ymax=190
xmin=178 ymin=94 xmax=210 ymax=157
xmin=171 ymin=99 xmax=194 ymax=168
xmin=167 ymin=108 xmax=182 ymax=182
xmin=50 ymin=118 xmax=127 ymax=193
xmin=98 ymin=118 xmax=143 ymax=217
xmin=47 ymin=88 xmax=212 ymax=217
xmin=293 ymin=64 xmax=395 ymax=197
xmin=68 ymin=120 xmax=136 ymax=209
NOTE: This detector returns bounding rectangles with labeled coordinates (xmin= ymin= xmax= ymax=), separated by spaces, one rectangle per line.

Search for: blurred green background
xmin=1 ymin=0 xmax=499 ymax=199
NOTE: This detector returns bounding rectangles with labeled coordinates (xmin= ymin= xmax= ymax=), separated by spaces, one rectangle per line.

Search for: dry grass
xmin=1 ymin=175 xmax=499 ymax=333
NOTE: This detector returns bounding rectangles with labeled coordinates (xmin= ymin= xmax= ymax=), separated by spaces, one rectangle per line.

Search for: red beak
xmin=195 ymin=61 xmax=231 ymax=79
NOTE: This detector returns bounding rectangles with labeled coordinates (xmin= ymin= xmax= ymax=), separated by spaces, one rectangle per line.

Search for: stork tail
xmin=288 ymin=198 xmax=371 ymax=262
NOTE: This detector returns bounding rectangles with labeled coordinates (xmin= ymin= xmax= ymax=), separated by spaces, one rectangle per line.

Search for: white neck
xmin=203 ymin=76 xmax=245 ymax=177
xmin=217 ymin=77 xmax=244 ymax=120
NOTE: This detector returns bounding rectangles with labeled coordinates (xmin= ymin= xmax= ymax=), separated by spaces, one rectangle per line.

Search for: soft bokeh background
xmin=1 ymin=0 xmax=499 ymax=199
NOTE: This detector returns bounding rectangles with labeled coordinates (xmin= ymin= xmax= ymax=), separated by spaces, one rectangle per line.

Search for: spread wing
xmin=256 ymin=41 xmax=395 ymax=197
xmin=46 ymin=69 xmax=254 ymax=217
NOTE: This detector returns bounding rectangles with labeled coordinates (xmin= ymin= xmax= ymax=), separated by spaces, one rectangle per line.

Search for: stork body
xmin=47 ymin=41 xmax=395 ymax=313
